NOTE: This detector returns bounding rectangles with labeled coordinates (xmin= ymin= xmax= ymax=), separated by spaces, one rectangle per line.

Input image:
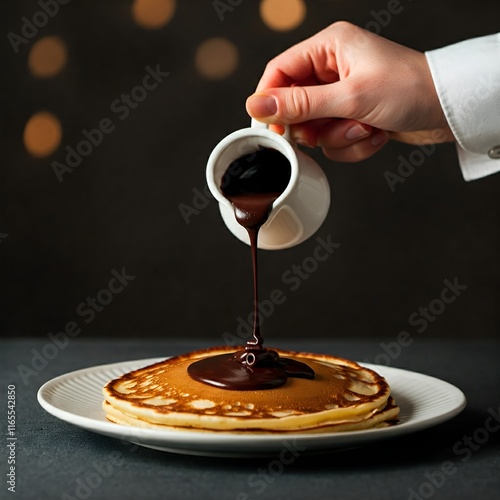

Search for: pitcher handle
xmin=251 ymin=119 xmax=291 ymax=143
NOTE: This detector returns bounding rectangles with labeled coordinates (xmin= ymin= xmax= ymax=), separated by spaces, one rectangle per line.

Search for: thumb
xmin=246 ymin=82 xmax=354 ymax=124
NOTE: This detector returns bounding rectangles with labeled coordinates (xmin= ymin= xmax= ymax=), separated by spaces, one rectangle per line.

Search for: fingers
xmin=317 ymin=120 xmax=373 ymax=149
xmin=319 ymin=122 xmax=390 ymax=162
xmin=246 ymin=80 xmax=357 ymax=125
xmin=291 ymin=119 xmax=331 ymax=147
xmin=255 ymin=29 xmax=340 ymax=91
xmin=254 ymin=21 xmax=364 ymax=92
xmin=292 ymin=119 xmax=390 ymax=163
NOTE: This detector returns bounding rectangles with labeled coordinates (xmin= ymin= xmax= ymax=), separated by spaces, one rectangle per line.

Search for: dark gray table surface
xmin=2 ymin=338 xmax=499 ymax=500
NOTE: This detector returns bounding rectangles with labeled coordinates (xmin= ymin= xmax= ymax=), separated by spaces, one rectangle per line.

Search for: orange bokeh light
xmin=28 ymin=36 xmax=67 ymax=78
xmin=24 ymin=112 xmax=62 ymax=158
xmin=132 ymin=0 xmax=176 ymax=29
xmin=260 ymin=0 xmax=306 ymax=31
xmin=195 ymin=37 xmax=239 ymax=80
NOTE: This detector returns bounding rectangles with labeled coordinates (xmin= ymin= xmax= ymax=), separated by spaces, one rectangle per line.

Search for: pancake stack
xmin=102 ymin=347 xmax=399 ymax=433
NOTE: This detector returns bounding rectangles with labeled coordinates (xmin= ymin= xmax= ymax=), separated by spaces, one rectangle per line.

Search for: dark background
xmin=2 ymin=0 xmax=499 ymax=342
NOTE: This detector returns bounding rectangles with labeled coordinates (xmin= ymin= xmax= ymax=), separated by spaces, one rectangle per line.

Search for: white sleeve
xmin=425 ymin=33 xmax=500 ymax=181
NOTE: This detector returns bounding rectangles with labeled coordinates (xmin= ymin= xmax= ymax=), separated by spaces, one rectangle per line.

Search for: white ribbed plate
xmin=38 ymin=358 xmax=466 ymax=457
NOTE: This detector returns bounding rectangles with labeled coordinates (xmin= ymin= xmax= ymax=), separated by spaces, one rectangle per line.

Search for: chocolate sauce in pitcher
xmin=188 ymin=147 xmax=315 ymax=390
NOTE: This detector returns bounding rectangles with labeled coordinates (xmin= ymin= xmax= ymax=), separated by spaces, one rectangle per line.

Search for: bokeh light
xmin=260 ymin=0 xmax=306 ymax=31
xmin=195 ymin=37 xmax=239 ymax=80
xmin=24 ymin=112 xmax=62 ymax=158
xmin=28 ymin=36 xmax=67 ymax=78
xmin=132 ymin=0 xmax=176 ymax=29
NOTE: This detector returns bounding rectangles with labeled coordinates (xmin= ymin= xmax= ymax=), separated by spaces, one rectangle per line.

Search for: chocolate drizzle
xmin=188 ymin=147 xmax=315 ymax=390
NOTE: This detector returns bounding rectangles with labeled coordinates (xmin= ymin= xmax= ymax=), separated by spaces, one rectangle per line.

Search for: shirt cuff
xmin=425 ymin=34 xmax=500 ymax=181
xmin=456 ymin=145 xmax=500 ymax=181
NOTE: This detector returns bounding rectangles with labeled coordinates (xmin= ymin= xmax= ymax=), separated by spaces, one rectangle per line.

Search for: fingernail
xmin=345 ymin=124 xmax=370 ymax=141
xmin=370 ymin=130 xmax=388 ymax=147
xmin=247 ymin=94 xmax=277 ymax=117
xmin=296 ymin=138 xmax=311 ymax=147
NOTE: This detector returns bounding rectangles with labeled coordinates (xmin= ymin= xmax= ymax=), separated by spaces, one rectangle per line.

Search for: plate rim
xmin=37 ymin=357 xmax=467 ymax=455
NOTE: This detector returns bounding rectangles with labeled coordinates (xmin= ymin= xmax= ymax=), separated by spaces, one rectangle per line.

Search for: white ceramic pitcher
xmin=206 ymin=119 xmax=330 ymax=250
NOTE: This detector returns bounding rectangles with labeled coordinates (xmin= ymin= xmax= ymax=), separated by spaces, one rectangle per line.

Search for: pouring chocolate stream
xmin=188 ymin=147 xmax=315 ymax=390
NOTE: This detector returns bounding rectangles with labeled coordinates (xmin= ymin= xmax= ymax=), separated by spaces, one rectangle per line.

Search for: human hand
xmin=246 ymin=21 xmax=455 ymax=163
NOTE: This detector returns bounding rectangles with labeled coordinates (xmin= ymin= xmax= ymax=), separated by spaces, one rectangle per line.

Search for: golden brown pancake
xmin=102 ymin=347 xmax=399 ymax=433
